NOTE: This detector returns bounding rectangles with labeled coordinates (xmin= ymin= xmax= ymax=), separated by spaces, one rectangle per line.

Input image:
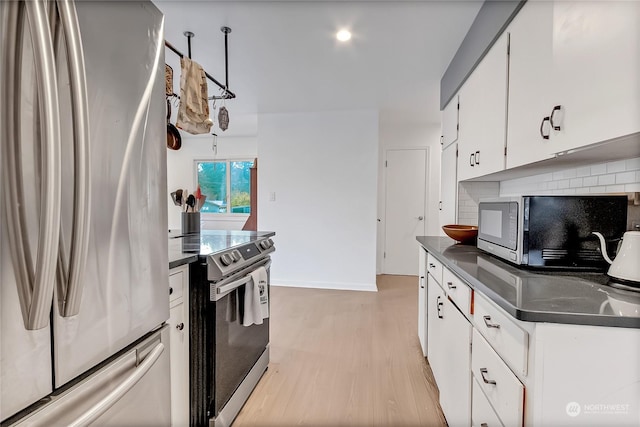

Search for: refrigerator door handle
xmin=66 ymin=342 xmax=165 ymax=427
xmin=2 ymin=0 xmax=35 ymax=329
xmin=56 ymin=0 xmax=91 ymax=317
xmin=24 ymin=0 xmax=62 ymax=329
xmin=2 ymin=0 xmax=62 ymax=330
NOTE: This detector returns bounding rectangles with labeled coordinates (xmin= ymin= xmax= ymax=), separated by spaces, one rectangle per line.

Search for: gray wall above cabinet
xmin=440 ymin=0 xmax=526 ymax=109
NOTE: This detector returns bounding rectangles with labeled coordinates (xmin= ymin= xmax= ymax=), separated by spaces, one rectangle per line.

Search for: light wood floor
xmin=232 ymin=275 xmax=446 ymax=427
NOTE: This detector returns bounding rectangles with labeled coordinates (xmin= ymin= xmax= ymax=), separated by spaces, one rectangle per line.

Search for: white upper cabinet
xmin=441 ymin=95 xmax=459 ymax=148
xmin=507 ymin=0 xmax=640 ymax=164
xmin=506 ymin=1 xmax=555 ymax=169
xmin=439 ymin=142 xmax=457 ymax=230
xmin=549 ymin=1 xmax=640 ymax=154
xmin=457 ymin=31 xmax=509 ymax=181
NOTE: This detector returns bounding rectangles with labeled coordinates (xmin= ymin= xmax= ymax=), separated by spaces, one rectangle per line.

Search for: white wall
xmin=377 ymin=117 xmax=441 ymax=274
xmin=166 ymin=122 xmax=257 ymax=230
xmin=258 ymin=110 xmax=379 ymax=291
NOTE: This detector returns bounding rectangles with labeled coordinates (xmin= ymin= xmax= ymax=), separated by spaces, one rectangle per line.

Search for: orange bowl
xmin=442 ymin=225 xmax=478 ymax=244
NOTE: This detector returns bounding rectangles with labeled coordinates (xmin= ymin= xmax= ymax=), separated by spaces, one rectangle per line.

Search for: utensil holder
xmin=181 ymin=212 xmax=200 ymax=234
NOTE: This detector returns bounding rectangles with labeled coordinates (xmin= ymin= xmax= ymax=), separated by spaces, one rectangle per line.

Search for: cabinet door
xmin=506 ymin=0 xmax=555 ymax=169
xmin=439 ymin=297 xmax=472 ymax=427
xmin=426 ymin=277 xmax=446 ymax=387
xmin=418 ymin=248 xmax=428 ymax=356
xmin=457 ymin=32 xmax=509 ymax=181
xmin=169 ymin=301 xmax=189 ymax=426
xmin=550 ymin=1 xmax=640 ymax=154
xmin=439 ymin=143 xmax=457 ymax=231
xmin=442 ymin=95 xmax=459 ymax=148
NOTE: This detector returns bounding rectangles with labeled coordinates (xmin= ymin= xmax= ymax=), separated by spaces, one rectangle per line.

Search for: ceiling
xmin=156 ymin=1 xmax=482 ymax=125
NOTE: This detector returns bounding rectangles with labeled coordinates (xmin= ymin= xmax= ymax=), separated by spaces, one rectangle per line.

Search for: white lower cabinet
xmin=439 ymin=297 xmax=472 ymax=426
xmin=472 ymin=329 xmax=524 ymax=427
xmin=472 ymin=379 xmax=504 ymax=427
xmin=169 ymin=265 xmax=190 ymax=427
xmin=426 ymin=267 xmax=472 ymax=426
xmin=418 ymin=248 xmax=428 ymax=357
xmin=426 ymin=276 xmax=446 ymax=387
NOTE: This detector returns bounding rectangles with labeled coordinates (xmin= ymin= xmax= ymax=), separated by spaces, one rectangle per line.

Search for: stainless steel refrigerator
xmin=1 ymin=0 xmax=170 ymax=424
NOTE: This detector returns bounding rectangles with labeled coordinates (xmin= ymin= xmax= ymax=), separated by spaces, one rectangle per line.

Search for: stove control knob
xmin=220 ymin=253 xmax=233 ymax=266
xmin=260 ymin=240 xmax=270 ymax=249
xmin=231 ymin=250 xmax=241 ymax=262
xmin=267 ymin=238 xmax=274 ymax=247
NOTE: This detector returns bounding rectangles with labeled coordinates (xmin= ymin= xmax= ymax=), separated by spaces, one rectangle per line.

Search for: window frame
xmin=193 ymin=157 xmax=254 ymax=217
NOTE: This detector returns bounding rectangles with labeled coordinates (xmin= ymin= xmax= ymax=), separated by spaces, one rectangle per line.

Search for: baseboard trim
xmin=271 ymin=280 xmax=378 ymax=292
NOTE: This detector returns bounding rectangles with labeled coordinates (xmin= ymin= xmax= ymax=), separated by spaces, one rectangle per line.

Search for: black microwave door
xmin=526 ymin=196 xmax=627 ymax=269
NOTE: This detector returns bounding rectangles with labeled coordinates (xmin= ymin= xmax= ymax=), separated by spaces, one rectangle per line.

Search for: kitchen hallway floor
xmin=232 ymin=275 xmax=447 ymax=427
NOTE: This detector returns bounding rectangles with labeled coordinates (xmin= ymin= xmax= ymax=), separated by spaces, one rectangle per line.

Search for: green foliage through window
xmin=196 ymin=160 xmax=253 ymax=214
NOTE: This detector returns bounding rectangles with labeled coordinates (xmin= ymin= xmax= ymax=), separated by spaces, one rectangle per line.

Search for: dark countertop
xmin=417 ymin=236 xmax=640 ymax=328
xmin=169 ymin=230 xmax=276 ymax=269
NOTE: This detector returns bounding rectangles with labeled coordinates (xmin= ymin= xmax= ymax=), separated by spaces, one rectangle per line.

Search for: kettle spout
xmin=592 ymin=232 xmax=614 ymax=264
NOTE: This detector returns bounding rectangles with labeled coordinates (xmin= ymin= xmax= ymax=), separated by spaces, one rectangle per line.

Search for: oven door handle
xmin=216 ymin=259 xmax=272 ymax=296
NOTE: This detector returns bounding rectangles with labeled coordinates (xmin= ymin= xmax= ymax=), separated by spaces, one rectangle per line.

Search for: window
xmin=196 ymin=160 xmax=253 ymax=214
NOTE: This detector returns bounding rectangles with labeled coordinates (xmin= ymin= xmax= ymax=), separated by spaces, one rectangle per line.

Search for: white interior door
xmin=384 ymin=149 xmax=427 ymax=275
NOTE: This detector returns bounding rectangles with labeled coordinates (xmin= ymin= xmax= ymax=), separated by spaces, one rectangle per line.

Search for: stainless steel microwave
xmin=477 ymin=195 xmax=628 ymax=269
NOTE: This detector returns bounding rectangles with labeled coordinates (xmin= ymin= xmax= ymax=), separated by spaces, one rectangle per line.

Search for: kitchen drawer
xmin=474 ymin=293 xmax=528 ymax=376
xmin=427 ymin=253 xmax=443 ymax=285
xmin=472 ymin=329 xmax=524 ymax=427
xmin=169 ymin=266 xmax=186 ymax=303
xmin=472 ymin=377 xmax=504 ymax=427
xmin=443 ymin=268 xmax=472 ymax=315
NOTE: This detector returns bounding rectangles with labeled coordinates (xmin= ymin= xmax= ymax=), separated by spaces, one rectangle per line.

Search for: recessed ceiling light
xmin=336 ymin=29 xmax=351 ymax=42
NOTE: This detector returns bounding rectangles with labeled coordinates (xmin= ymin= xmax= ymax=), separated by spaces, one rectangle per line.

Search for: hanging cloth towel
xmin=176 ymin=57 xmax=213 ymax=135
xmin=242 ymin=266 xmax=269 ymax=326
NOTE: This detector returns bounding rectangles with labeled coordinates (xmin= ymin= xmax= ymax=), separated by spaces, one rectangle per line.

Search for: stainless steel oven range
xmin=189 ymin=236 xmax=275 ymax=427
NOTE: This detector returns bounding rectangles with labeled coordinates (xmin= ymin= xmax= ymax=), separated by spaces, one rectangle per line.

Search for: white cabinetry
xmin=439 ymin=297 xmax=472 ymax=426
xmin=550 ymin=1 xmax=640 ymax=154
xmin=506 ymin=0 xmax=555 ymax=169
xmin=441 ymin=95 xmax=459 ymax=148
xmin=418 ymin=247 xmax=428 ymax=357
xmin=507 ymin=0 xmax=640 ymax=166
xmin=426 ymin=258 xmax=472 ymax=426
xmin=439 ymin=142 xmax=457 ymax=231
xmin=457 ymin=31 xmax=509 ymax=181
xmin=168 ymin=265 xmax=190 ymax=427
xmin=426 ymin=275 xmax=446 ymax=387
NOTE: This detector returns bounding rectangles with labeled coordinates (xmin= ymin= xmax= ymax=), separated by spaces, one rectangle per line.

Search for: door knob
xmin=417 ymin=216 xmax=424 ymax=221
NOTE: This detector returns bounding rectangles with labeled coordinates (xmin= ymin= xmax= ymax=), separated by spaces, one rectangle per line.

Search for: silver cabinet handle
xmin=417 ymin=216 xmax=424 ymax=221
xmin=56 ymin=0 xmax=92 ymax=317
xmin=480 ymin=368 xmax=496 ymax=385
xmin=436 ymin=295 xmax=444 ymax=319
xmin=481 ymin=423 xmax=488 ymax=427
xmin=483 ymin=315 xmax=501 ymax=329
xmin=67 ymin=343 xmax=165 ymax=426
xmin=419 ymin=276 xmax=425 ymax=289
xmin=428 ymin=263 xmax=435 ymax=268
xmin=176 ymin=323 xmax=184 ymax=331
xmin=447 ymin=281 xmax=456 ymax=289
xmin=475 ymin=150 xmax=480 ymax=165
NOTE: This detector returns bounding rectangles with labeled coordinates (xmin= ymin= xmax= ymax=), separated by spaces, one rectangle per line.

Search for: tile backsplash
xmin=499 ymin=157 xmax=640 ymax=196
xmin=457 ymin=157 xmax=640 ymax=230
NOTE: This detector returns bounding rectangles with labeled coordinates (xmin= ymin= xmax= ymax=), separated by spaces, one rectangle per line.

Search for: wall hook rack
xmin=165 ymin=27 xmax=236 ymax=100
